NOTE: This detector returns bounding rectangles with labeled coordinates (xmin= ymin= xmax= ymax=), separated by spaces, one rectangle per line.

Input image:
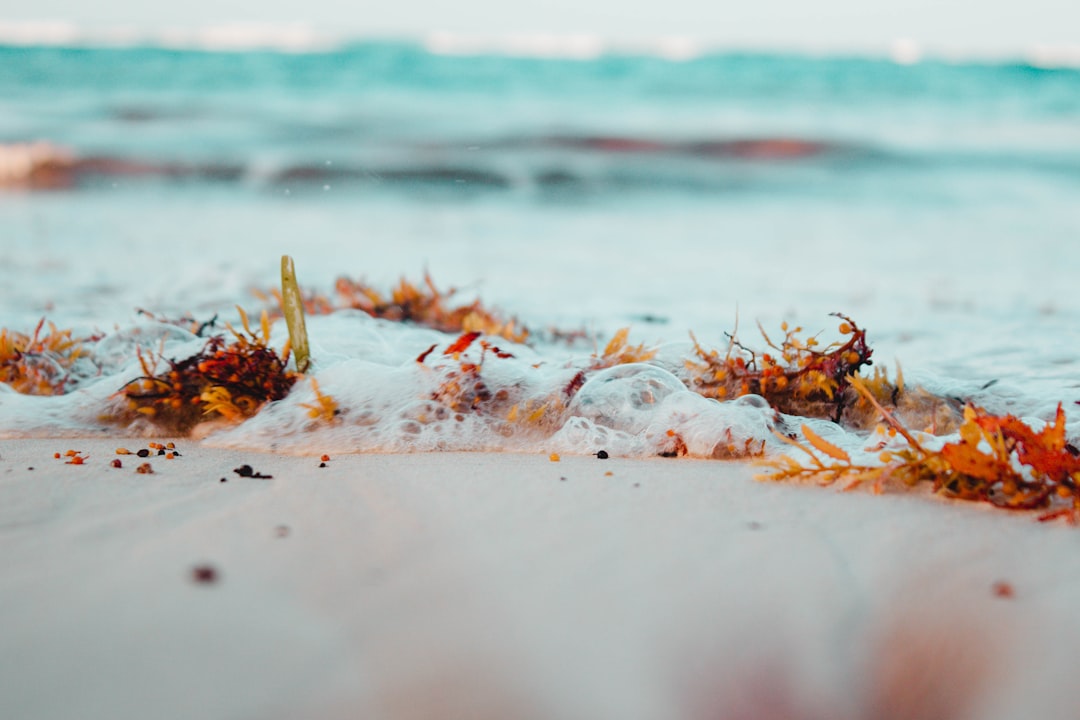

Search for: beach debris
xmin=119 ymin=307 xmax=297 ymax=433
xmin=233 ymin=464 xmax=272 ymax=479
xmin=55 ymin=449 xmax=88 ymax=465
xmin=589 ymin=328 xmax=658 ymax=370
xmin=595 ymin=450 xmax=609 ymax=459
xmin=135 ymin=308 xmax=219 ymax=337
xmin=549 ymin=453 xmax=561 ymax=462
xmin=136 ymin=462 xmax=153 ymax=474
xmin=191 ymin=564 xmax=218 ymax=584
xmin=335 ymin=273 xmax=530 ymax=343
xmin=255 ymin=271 xmax=541 ymax=344
xmin=760 ymin=376 xmax=1080 ymax=522
xmin=280 ymin=255 xmax=312 ymax=373
xmin=111 ymin=459 xmax=122 ymax=468
xmin=992 ymin=581 xmax=1015 ymax=599
xmin=687 ymin=314 xmax=877 ymax=423
xmin=299 ymin=378 xmax=339 ymax=423
xmin=0 ymin=319 xmax=97 ymax=395
xmin=422 ymin=332 xmax=515 ymax=413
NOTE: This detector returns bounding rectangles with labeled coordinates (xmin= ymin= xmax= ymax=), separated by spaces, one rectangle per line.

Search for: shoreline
xmin=3 ymin=438 xmax=1078 ymax=719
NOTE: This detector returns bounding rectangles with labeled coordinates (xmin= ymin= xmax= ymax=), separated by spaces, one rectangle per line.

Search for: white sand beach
xmin=2 ymin=439 xmax=1078 ymax=720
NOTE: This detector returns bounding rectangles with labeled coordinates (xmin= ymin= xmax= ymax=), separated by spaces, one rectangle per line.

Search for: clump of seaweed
xmin=119 ymin=308 xmax=297 ymax=432
xmin=686 ymin=314 xmax=879 ymax=423
xmin=256 ymin=271 xmax=595 ymax=347
xmin=0 ymin=319 xmax=98 ymax=395
xmin=760 ymin=376 xmax=1080 ymax=522
xmin=335 ymin=273 xmax=530 ymax=343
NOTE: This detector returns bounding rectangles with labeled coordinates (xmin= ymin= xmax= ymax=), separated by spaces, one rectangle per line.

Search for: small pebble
xmin=596 ymin=450 xmax=609 ymax=459
xmin=191 ymin=565 xmax=218 ymax=584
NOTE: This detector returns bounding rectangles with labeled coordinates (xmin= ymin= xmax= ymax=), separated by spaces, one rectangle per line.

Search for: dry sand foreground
xmin=2 ymin=439 xmax=1079 ymax=720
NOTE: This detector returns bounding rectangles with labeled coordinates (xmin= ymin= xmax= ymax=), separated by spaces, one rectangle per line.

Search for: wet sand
xmin=1 ymin=439 xmax=1077 ymax=720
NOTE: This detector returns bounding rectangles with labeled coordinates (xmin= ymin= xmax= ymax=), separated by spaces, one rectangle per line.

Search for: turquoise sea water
xmin=1 ymin=42 xmax=1079 ymax=448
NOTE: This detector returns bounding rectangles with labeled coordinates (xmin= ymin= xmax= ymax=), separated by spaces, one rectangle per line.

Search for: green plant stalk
xmin=280 ymin=255 xmax=311 ymax=373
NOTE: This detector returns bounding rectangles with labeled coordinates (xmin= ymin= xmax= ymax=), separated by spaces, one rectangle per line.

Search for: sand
xmin=1 ymin=438 xmax=1078 ymax=720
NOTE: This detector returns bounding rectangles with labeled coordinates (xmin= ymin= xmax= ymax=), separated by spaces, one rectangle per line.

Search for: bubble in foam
xmin=569 ymin=363 xmax=686 ymax=435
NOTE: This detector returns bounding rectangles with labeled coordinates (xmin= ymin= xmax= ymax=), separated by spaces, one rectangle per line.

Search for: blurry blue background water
xmin=1 ymin=41 xmax=1079 ymax=417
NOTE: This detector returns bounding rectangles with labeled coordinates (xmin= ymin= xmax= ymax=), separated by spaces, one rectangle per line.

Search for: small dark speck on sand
xmin=137 ymin=448 xmax=150 ymax=457
xmin=992 ymin=581 xmax=1015 ymax=599
xmin=27 ymin=467 xmax=34 ymax=471
xmin=219 ymin=477 xmax=227 ymax=483
xmin=595 ymin=450 xmax=609 ymax=459
xmin=559 ymin=476 xmax=567 ymax=482
xmin=319 ymin=462 xmax=327 ymax=468
xmin=191 ymin=565 xmax=218 ymax=584
xmin=276 ymin=525 xmax=290 ymax=538
xmin=634 ymin=483 xmax=640 ymax=488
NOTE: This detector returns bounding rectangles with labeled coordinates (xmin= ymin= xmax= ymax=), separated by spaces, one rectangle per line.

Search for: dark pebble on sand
xmin=191 ymin=565 xmax=218 ymax=584
xmin=137 ymin=448 xmax=150 ymax=457
xmin=596 ymin=450 xmax=609 ymax=459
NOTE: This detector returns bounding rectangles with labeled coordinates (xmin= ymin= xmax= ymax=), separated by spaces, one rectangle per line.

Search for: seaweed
xmin=119 ymin=308 xmax=297 ymax=432
xmin=686 ymin=314 xmax=879 ymax=423
xmin=760 ymin=376 xmax=1080 ymax=522
xmin=420 ymin=331 xmax=514 ymax=413
xmin=0 ymin=319 xmax=97 ymax=395
xmin=590 ymin=327 xmax=658 ymax=369
xmin=335 ymin=273 xmax=530 ymax=343
xmin=280 ymin=255 xmax=312 ymax=373
xmin=299 ymin=377 xmax=339 ymax=423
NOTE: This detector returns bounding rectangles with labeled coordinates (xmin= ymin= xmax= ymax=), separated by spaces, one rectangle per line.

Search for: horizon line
xmin=2 ymin=21 xmax=1080 ymax=68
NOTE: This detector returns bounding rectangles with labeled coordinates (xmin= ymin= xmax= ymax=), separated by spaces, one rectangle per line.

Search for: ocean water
xmin=1 ymin=41 xmax=1079 ymax=454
